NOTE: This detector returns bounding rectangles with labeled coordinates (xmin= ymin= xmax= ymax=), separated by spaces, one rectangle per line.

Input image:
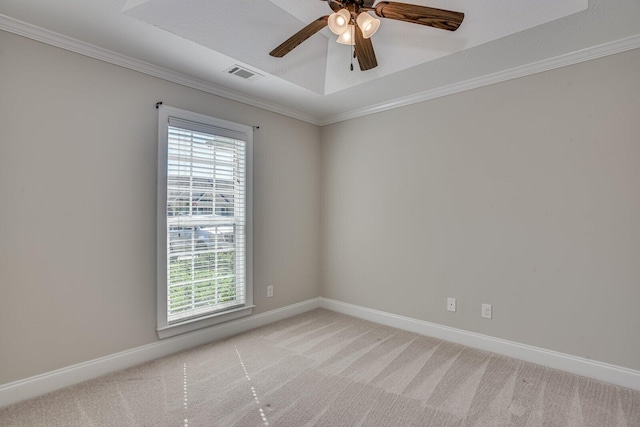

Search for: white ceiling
xmin=0 ymin=0 xmax=639 ymax=125
xmin=123 ymin=0 xmax=586 ymax=95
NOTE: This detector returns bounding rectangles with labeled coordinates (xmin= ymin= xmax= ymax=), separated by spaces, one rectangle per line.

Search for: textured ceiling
xmin=124 ymin=0 xmax=587 ymax=95
xmin=1 ymin=0 xmax=639 ymax=124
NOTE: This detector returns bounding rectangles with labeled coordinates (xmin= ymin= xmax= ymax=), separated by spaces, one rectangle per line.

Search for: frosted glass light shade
xmin=356 ymin=12 xmax=380 ymax=39
xmin=328 ymin=9 xmax=351 ymax=35
xmin=336 ymin=25 xmax=355 ymax=45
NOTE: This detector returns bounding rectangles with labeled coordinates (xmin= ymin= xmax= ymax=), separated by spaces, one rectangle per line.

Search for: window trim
xmin=156 ymin=105 xmax=253 ymax=339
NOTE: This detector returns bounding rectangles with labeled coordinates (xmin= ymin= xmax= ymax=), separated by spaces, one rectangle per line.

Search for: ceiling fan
xmin=269 ymin=0 xmax=464 ymax=71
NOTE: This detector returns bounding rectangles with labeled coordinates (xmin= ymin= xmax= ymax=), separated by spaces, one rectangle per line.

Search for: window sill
xmin=157 ymin=305 xmax=255 ymax=339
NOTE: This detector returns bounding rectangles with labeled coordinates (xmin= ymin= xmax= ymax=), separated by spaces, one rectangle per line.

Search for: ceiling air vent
xmin=225 ymin=65 xmax=264 ymax=82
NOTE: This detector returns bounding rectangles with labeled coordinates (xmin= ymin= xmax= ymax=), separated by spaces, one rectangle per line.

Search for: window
xmin=157 ymin=105 xmax=253 ymax=338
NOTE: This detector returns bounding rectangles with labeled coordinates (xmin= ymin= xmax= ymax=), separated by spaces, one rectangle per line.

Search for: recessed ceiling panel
xmin=126 ymin=0 xmax=587 ymax=96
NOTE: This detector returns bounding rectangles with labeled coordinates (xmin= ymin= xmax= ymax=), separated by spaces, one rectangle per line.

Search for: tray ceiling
xmin=1 ymin=0 xmax=639 ymax=124
xmin=124 ymin=0 xmax=586 ymax=95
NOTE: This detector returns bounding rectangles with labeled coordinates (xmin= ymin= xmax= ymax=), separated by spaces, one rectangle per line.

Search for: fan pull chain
xmin=350 ymin=20 xmax=354 ymax=71
xmin=350 ymin=44 xmax=354 ymax=71
xmin=350 ymin=29 xmax=354 ymax=71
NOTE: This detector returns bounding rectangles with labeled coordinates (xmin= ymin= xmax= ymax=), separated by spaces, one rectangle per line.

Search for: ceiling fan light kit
xmin=336 ymin=25 xmax=355 ymax=45
xmin=328 ymin=8 xmax=351 ymax=35
xmin=356 ymin=12 xmax=380 ymax=39
xmin=269 ymin=0 xmax=464 ymax=71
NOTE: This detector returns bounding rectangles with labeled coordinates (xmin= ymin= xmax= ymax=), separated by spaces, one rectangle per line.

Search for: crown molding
xmin=318 ymin=34 xmax=640 ymax=126
xmin=1 ymin=13 xmax=639 ymax=128
xmin=0 ymin=14 xmax=321 ymax=126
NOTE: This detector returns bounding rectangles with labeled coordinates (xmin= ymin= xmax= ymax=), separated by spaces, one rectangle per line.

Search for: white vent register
xmin=225 ymin=65 xmax=264 ymax=82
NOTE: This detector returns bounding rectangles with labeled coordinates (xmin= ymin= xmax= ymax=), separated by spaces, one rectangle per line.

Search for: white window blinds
xmin=157 ymin=106 xmax=253 ymax=336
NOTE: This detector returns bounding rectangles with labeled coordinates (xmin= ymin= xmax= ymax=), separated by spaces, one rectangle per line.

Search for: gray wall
xmin=2 ymin=27 xmax=639 ymax=386
xmin=0 ymin=32 xmax=321 ymax=384
xmin=321 ymin=48 xmax=640 ymax=371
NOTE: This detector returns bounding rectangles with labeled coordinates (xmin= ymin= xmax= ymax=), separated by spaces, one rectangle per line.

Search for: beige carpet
xmin=1 ymin=309 xmax=639 ymax=426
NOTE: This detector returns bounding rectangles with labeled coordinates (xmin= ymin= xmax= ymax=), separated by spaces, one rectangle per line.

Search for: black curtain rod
xmin=155 ymin=101 xmax=259 ymax=129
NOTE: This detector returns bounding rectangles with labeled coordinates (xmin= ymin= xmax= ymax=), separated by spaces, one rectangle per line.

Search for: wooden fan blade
xmin=354 ymin=25 xmax=378 ymax=71
xmin=327 ymin=0 xmax=342 ymax=13
xmin=374 ymin=1 xmax=464 ymax=31
xmin=270 ymin=16 xmax=329 ymax=57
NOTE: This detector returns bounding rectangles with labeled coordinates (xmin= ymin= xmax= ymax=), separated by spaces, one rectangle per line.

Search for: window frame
xmin=156 ymin=105 xmax=253 ymax=339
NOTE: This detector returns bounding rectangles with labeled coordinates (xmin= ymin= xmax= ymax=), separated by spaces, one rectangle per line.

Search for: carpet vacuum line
xmin=183 ymin=362 xmax=188 ymax=427
xmin=235 ymin=346 xmax=269 ymax=426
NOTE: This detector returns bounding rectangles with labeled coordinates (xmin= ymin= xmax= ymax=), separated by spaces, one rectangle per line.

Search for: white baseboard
xmin=0 ymin=298 xmax=320 ymax=408
xmin=4 ymin=296 xmax=638 ymax=409
xmin=319 ymin=297 xmax=640 ymax=392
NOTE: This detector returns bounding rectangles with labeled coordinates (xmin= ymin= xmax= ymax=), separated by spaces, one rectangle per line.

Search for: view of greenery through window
xmin=168 ymin=250 xmax=236 ymax=317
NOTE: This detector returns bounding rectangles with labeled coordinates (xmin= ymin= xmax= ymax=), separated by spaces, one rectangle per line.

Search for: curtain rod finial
xmin=156 ymin=101 xmax=163 ymax=109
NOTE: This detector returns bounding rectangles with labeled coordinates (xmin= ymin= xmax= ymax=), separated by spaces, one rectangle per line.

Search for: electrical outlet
xmin=267 ymin=285 xmax=273 ymax=298
xmin=447 ymin=297 xmax=456 ymax=312
xmin=482 ymin=304 xmax=492 ymax=319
